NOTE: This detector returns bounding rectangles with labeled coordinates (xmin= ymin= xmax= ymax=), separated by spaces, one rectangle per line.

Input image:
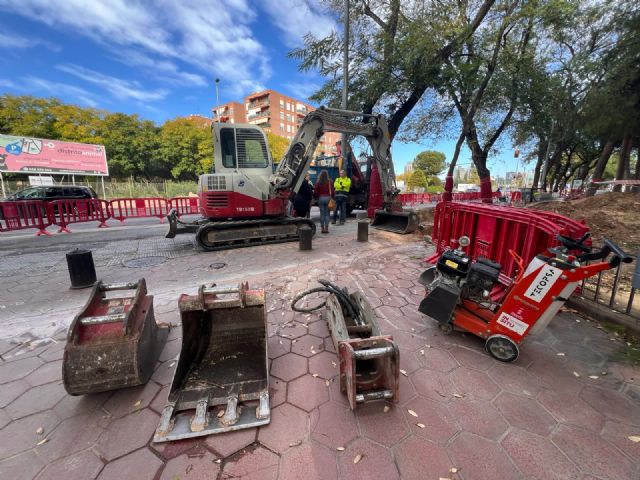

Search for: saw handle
xmin=556 ymin=232 xmax=591 ymax=252
xmin=603 ymin=237 xmax=633 ymax=267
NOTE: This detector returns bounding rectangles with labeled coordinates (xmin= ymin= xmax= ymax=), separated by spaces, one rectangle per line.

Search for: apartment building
xmin=212 ymin=89 xmax=340 ymax=156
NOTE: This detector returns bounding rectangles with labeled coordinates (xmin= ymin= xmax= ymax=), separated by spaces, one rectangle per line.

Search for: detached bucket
xmin=154 ymin=283 xmax=269 ymax=442
xmin=66 ymin=249 xmax=97 ymax=289
xmin=371 ymin=210 xmax=419 ymax=234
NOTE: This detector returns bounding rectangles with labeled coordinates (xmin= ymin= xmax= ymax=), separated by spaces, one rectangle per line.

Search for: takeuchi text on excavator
xmin=166 ymin=106 xmax=418 ymax=251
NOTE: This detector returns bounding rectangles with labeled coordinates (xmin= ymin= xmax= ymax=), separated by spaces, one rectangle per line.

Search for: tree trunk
xmin=443 ymin=131 xmax=466 ymax=201
xmin=465 ymin=124 xmax=492 ymax=203
xmin=614 ymin=133 xmax=632 ymax=192
xmin=585 ymin=138 xmax=615 ymax=196
xmin=531 ymin=137 xmax=545 ymax=194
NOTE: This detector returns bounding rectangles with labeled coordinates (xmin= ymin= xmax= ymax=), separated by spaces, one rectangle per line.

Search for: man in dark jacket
xmin=293 ymin=174 xmax=313 ymax=218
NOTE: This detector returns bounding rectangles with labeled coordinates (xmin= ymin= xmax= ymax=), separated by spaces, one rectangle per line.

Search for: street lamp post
xmin=215 ymin=78 xmax=220 ymax=124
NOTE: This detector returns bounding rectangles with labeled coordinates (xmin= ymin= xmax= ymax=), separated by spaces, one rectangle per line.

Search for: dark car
xmin=7 ymin=185 xmax=98 ymax=201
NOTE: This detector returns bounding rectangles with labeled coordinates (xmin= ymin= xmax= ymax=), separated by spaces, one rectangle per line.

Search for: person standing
xmin=314 ymin=170 xmax=333 ymax=233
xmin=333 ymin=169 xmax=351 ymax=225
xmin=293 ymin=174 xmax=314 ymax=218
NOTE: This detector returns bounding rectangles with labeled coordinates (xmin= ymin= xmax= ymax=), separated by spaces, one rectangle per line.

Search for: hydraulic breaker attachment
xmin=371 ymin=209 xmax=419 ymax=234
xmin=63 ymin=279 xmax=167 ymax=395
xmin=153 ymin=283 xmax=269 ymax=443
xmin=325 ymin=291 xmax=400 ymax=410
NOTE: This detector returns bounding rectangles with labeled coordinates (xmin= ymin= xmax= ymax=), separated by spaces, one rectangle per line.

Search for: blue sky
xmin=0 ymin=0 xmax=524 ymax=179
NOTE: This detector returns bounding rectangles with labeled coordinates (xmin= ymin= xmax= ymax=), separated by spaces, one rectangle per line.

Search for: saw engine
xmin=418 ymin=238 xmax=501 ymax=329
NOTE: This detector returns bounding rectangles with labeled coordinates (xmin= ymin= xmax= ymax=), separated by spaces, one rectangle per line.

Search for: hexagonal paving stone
xmin=6 ymin=381 xmax=67 ymax=420
xmin=326 ymin=375 xmax=350 ymax=408
xmin=221 ymin=445 xmax=278 ymax=480
xmin=270 ymin=353 xmax=307 ymax=382
xmin=449 ymin=432 xmax=520 ymax=480
xmin=0 ymin=450 xmax=44 ymax=480
xmin=502 ymin=429 xmax=580 ymax=479
xmin=418 ymin=347 xmax=459 ymax=373
xmin=270 ymin=376 xmax=287 ymax=408
xmin=324 ymin=337 xmax=336 ymax=354
xmin=0 ymin=410 xmax=9 ymax=430
xmin=151 ymin=360 xmax=177 ymax=386
xmin=308 ymin=351 xmax=339 ymax=380
xmin=268 ymin=335 xmax=291 ymax=359
xmin=0 ymin=410 xmax=62 ymax=460
xmin=601 ymin=420 xmax=640 ymax=462
xmin=158 ymin=338 xmax=181 ymax=362
xmin=388 ymin=331 xmax=429 ymax=352
xmin=102 ymin=381 xmax=160 ymax=419
xmin=279 ymin=322 xmax=308 ymax=339
xmin=552 ymin=424 xmax=636 ymax=480
xmin=494 ymin=392 xmax=557 ymax=437
xmin=36 ymin=449 xmax=104 ymax=480
xmin=393 ymin=435 xmax=453 ymax=480
xmin=98 ymin=448 xmax=163 ymax=480
xmin=205 ymin=428 xmax=256 ymax=458
xmin=0 ymin=356 xmax=43 ymax=384
xmin=448 ymin=365 xmax=501 ymax=401
xmin=527 ymin=354 xmax=583 ymax=394
xmin=488 ymin=363 xmax=543 ymax=397
xmin=150 ymin=384 xmax=170 ymax=414
xmin=310 ymin=401 xmax=358 ymax=449
xmin=0 ymin=379 xmax=30 ymax=408
xmin=581 ymin=386 xmax=640 ymax=425
xmin=307 ymin=320 xmax=330 ymax=338
xmin=337 ymin=437 xmax=400 ymax=480
xmin=95 ymin=408 xmax=159 ymax=461
xmin=36 ymin=414 xmax=105 ymax=463
xmin=280 ymin=441 xmax=337 ymax=480
xmin=150 ymin=437 xmax=203 ymax=460
xmin=356 ymin=401 xmax=409 ymax=447
xmin=291 ymin=335 xmax=324 ymax=357
xmin=556 ymin=341 xmax=605 ymax=366
xmin=381 ymin=295 xmax=408 ymax=308
xmin=398 ymin=373 xmax=417 ymax=405
xmin=159 ymin=450 xmax=221 ymax=480
xmin=403 ymin=396 xmax=459 ymax=445
xmin=54 ymin=390 xmax=113 ymax=420
xmin=288 ymin=374 xmax=329 ymax=412
xmin=399 ymin=350 xmax=422 ymax=375
xmin=258 ymin=403 xmax=308 ymax=454
xmin=448 ymin=398 xmax=509 ymax=441
xmin=410 ymin=369 xmax=456 ymax=403
xmin=24 ymin=359 xmax=63 ymax=387
xmin=537 ymin=389 xmax=605 ymax=432
xmin=447 ymin=345 xmax=496 ymax=371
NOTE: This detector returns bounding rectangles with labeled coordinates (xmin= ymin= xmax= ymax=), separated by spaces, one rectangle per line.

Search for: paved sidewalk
xmin=0 ymin=224 xmax=638 ymax=479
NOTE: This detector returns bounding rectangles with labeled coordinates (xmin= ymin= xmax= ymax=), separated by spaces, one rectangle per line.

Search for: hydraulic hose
xmin=291 ymin=279 xmax=364 ymax=325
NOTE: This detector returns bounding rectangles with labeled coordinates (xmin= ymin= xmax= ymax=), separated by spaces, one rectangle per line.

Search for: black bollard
xmin=357 ymin=220 xmax=369 ymax=242
xmin=299 ymin=226 xmax=312 ymax=251
xmin=66 ymin=249 xmax=97 ymax=289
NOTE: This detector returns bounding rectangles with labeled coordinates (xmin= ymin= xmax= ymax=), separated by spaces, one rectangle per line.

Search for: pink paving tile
xmin=488 ymin=363 xmax=543 ymax=397
xmin=221 ymin=445 xmax=278 ymax=480
xmin=5 ymin=381 xmax=67 ymax=420
xmin=398 ymin=373 xmax=417 ymax=405
xmin=527 ymin=353 xmax=584 ymax=394
xmin=308 ymin=351 xmax=339 ymax=380
xmin=552 ymin=424 xmax=636 ymax=480
xmin=448 ymin=398 xmax=509 ymax=440
xmin=150 ymin=384 xmax=170 ymax=414
xmin=0 ymin=410 xmax=9 ymax=429
xmin=0 ymin=356 xmax=43 ymax=384
xmin=205 ymin=428 xmax=256 ymax=458
xmin=0 ymin=410 xmax=62 ymax=460
xmin=280 ymin=441 xmax=337 ymax=480
xmin=418 ymin=347 xmax=459 ymax=373
xmin=102 ymin=381 xmax=161 ymax=419
xmin=151 ymin=360 xmax=177 ymax=386
xmin=267 ymin=335 xmax=291 ymax=359
xmin=410 ymin=368 xmax=456 ymax=403
xmin=270 ymin=376 xmax=287 ymax=408
xmin=279 ymin=322 xmax=308 ymax=339
xmin=95 ymin=408 xmax=159 ymax=461
xmin=381 ymin=295 xmax=408 ymax=307
xmin=403 ymin=396 xmax=460 ymax=444
xmin=97 ymin=448 xmax=163 ymax=480
xmin=291 ymin=334 xmax=324 ymax=357
xmin=581 ymin=386 xmax=640 ymax=425
xmin=494 ymin=392 xmax=557 ymax=436
xmin=54 ymin=390 xmax=113 ymax=420
xmin=447 ymin=345 xmax=496 ymax=371
xmin=324 ymin=336 xmax=337 ymax=354
xmin=600 ymin=421 xmax=640 ymax=465
xmin=158 ymin=338 xmax=181 ymax=362
xmin=327 ymin=374 xmax=350 ymax=408
xmin=0 ymin=450 xmax=44 ymax=480
xmin=337 ymin=437 xmax=400 ymax=480
xmin=393 ymin=436 xmax=453 ymax=480
xmin=257 ymin=403 xmax=308 ymax=454
xmin=270 ymin=353 xmax=307 ymax=382
xmin=35 ymin=449 xmax=104 ymax=480
xmin=288 ymin=374 xmax=329 ymax=412
xmin=159 ymin=450 xmax=221 ymax=480
xmin=310 ymin=401 xmax=358 ymax=449
xmin=449 ymin=432 xmax=520 ymax=480
xmin=502 ymin=429 xmax=580 ymax=479
xmin=151 ymin=437 xmax=203 ymax=460
xmin=36 ymin=414 xmax=105 ymax=462
xmin=449 ymin=365 xmax=501 ymax=401
xmin=24 ymin=359 xmax=63 ymax=387
xmin=356 ymin=401 xmax=409 ymax=447
xmin=0 ymin=379 xmax=30 ymax=408
xmin=386 ymin=330 xmax=430 ymax=352
xmin=307 ymin=320 xmax=330 ymax=338
xmin=538 ymin=389 xmax=606 ymax=432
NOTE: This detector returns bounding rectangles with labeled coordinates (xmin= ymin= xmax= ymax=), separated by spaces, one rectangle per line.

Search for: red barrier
xmin=50 ymin=199 xmax=109 ymax=233
xmin=429 ymin=202 xmax=577 ymax=279
xmin=109 ymin=198 xmax=168 ymax=223
xmin=167 ymin=196 xmax=200 ymax=217
xmin=0 ymin=200 xmax=51 ymax=236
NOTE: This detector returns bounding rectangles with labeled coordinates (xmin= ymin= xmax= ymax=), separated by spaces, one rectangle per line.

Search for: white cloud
xmin=0 ymin=31 xmax=60 ymax=51
xmin=283 ymin=81 xmax=321 ymax=101
xmin=56 ymin=64 xmax=168 ymax=102
xmin=109 ymin=50 xmax=207 ymax=87
xmin=260 ymin=0 xmax=336 ymax=47
xmin=6 ymin=76 xmax=99 ymax=107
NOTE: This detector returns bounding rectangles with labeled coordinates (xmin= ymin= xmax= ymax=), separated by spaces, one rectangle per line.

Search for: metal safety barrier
xmin=49 ymin=199 xmax=110 ymax=233
xmin=167 ymin=196 xmax=200 ymax=217
xmin=109 ymin=198 xmax=168 ymax=223
xmin=0 ymin=200 xmax=52 ymax=236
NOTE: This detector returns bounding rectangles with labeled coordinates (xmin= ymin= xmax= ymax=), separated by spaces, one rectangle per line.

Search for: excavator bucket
xmin=154 ymin=283 xmax=269 ymax=442
xmin=63 ymin=279 xmax=168 ymax=395
xmin=371 ymin=209 xmax=419 ymax=234
xmin=325 ymin=291 xmax=399 ymax=410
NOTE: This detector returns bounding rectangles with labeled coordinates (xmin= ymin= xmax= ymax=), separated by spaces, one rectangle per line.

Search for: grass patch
xmin=600 ymin=321 xmax=640 ymax=365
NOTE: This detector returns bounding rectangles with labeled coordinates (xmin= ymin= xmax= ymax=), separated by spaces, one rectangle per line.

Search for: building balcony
xmin=247 ymin=98 xmax=270 ymax=109
xmin=247 ymin=110 xmax=271 ymax=121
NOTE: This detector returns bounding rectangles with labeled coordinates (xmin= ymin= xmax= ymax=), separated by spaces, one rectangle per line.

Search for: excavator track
xmin=193 ymin=217 xmax=316 ymax=252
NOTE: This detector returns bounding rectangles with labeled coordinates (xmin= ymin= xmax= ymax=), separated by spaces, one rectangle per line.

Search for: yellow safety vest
xmin=334 ymin=177 xmax=351 ymax=195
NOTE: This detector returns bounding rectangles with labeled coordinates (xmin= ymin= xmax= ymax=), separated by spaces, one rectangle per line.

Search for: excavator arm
xmin=270 ymin=107 xmax=400 ymax=210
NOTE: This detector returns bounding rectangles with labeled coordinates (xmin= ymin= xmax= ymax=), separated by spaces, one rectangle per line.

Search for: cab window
xmin=237 ymin=129 xmax=269 ymax=168
xmin=220 ymin=128 xmax=236 ymax=168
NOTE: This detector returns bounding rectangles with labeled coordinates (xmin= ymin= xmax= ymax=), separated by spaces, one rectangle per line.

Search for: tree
xmin=413 ymin=150 xmax=446 ymax=177
xmin=0 ymin=95 xmax=60 ymax=138
xmin=267 ymin=131 xmax=289 ymax=163
xmin=407 ymin=169 xmax=428 ymax=191
xmin=160 ymin=118 xmax=213 ymax=180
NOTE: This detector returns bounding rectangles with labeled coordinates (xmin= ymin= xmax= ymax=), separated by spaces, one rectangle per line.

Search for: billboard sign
xmin=0 ymin=134 xmax=108 ymax=176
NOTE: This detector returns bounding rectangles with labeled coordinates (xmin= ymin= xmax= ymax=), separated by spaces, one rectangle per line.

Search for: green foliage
xmin=160 ymin=118 xmax=213 ymax=180
xmin=413 ymin=151 xmax=446 ymax=177
xmin=407 ymin=169 xmax=428 ymax=191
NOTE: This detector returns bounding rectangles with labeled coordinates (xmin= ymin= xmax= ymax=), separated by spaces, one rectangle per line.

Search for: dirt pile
xmin=528 ymin=192 xmax=640 ymax=250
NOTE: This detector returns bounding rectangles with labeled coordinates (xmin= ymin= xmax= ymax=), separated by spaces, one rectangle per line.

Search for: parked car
xmin=1 ymin=185 xmax=98 ymax=221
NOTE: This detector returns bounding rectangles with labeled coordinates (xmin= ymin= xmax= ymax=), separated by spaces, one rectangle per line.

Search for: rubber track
xmin=195 ymin=217 xmax=316 ymax=252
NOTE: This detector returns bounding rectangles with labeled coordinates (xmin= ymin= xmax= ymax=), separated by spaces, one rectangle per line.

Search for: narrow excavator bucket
xmin=63 ymin=279 xmax=167 ymax=395
xmin=154 ymin=283 xmax=269 ymax=442
xmin=371 ymin=209 xmax=419 ymax=234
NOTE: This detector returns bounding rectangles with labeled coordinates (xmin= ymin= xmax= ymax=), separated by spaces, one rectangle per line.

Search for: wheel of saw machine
xmin=438 ymin=323 xmax=453 ymax=335
xmin=485 ymin=334 xmax=519 ymax=362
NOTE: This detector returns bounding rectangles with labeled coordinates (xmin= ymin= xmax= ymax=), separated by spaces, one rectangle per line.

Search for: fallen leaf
xmin=312 ymin=373 xmax=319 ymax=378
xmin=133 ymin=400 xmax=142 ymax=407
xmin=439 ymin=477 xmax=452 ymax=480
xmin=400 ymin=369 xmax=408 ymax=377
xmin=279 ymin=340 xmax=283 ymax=345
xmin=425 ymin=344 xmax=431 ymax=348
xmin=289 ymin=440 xmax=303 ymax=447
xmin=169 ymin=361 xmax=176 ymax=368
xmin=331 ymin=361 xmax=337 ymax=368
xmin=419 ymin=349 xmax=425 ymax=355
xmin=337 ymin=446 xmax=345 ymax=451
xmin=353 ymin=453 xmax=363 ymax=464
xmin=383 ymin=405 xmax=390 ymax=413
xmin=588 ymin=375 xmax=599 ymax=380
xmin=450 ymin=467 xmax=460 ymax=473
xmin=36 ymin=438 xmax=49 ymax=446
xmin=407 ymin=409 xmax=418 ymax=417
xmin=573 ymin=371 xmax=581 ymax=377
xmin=416 ymin=423 xmax=425 ymax=428
xmin=453 ymin=393 xmax=463 ymax=398
xmin=215 ymin=459 xmax=222 ymax=464
xmin=36 ymin=427 xmax=44 ymax=435
xmin=325 ymin=380 xmax=330 ymax=387
xmin=556 ymin=352 xmax=565 ymax=356
xmin=628 ymin=435 xmax=640 ymax=443
xmin=217 ymin=410 xmax=225 ymax=418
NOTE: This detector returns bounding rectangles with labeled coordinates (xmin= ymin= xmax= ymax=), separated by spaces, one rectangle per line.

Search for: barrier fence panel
xmin=167 ymin=197 xmax=200 ymax=217
xmin=0 ymin=200 xmax=51 ymax=236
xmin=109 ymin=198 xmax=168 ymax=223
xmin=50 ymin=199 xmax=109 ymax=233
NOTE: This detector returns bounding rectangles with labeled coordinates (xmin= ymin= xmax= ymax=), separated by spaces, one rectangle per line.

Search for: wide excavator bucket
xmin=63 ymin=279 xmax=167 ymax=395
xmin=371 ymin=209 xmax=419 ymax=234
xmin=325 ymin=291 xmax=399 ymax=410
xmin=154 ymin=283 xmax=269 ymax=442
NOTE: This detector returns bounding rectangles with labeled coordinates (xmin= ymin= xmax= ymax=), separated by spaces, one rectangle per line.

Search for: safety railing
xmin=109 ymin=198 xmax=168 ymax=223
xmin=398 ymin=192 xmax=503 ymax=206
xmin=167 ymin=196 xmax=200 ymax=217
xmin=0 ymin=200 xmax=52 ymax=236
xmin=49 ymin=199 xmax=110 ymax=233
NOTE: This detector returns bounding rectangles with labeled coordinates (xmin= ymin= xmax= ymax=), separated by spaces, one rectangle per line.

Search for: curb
xmin=567 ymin=296 xmax=640 ymax=334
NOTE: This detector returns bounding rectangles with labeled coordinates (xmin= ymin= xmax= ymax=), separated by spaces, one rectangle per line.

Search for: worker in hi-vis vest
xmin=332 ymin=169 xmax=351 ymax=225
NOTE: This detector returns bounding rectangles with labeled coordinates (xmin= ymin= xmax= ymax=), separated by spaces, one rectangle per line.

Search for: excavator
xmin=166 ymin=107 xmax=418 ymax=250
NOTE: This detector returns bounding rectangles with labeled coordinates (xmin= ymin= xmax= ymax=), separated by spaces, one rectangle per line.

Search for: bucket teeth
xmin=220 ymin=395 xmax=239 ymax=426
xmin=156 ymin=403 xmax=175 ymax=438
xmin=190 ymin=398 xmax=209 ymax=432
xmin=256 ymin=390 xmax=270 ymax=420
